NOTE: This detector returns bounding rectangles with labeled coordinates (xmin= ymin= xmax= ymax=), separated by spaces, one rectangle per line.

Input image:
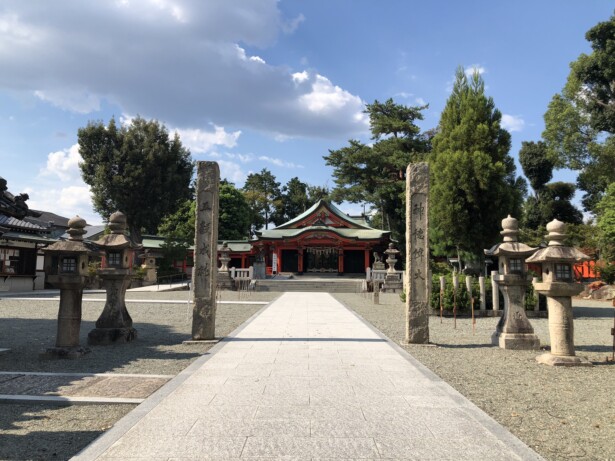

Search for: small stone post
xmin=404 ymin=162 xmax=430 ymax=344
xmin=41 ymin=216 xmax=91 ymax=358
xmin=526 ymin=219 xmax=592 ymax=366
xmin=491 ymin=270 xmax=499 ymax=311
xmin=191 ymin=161 xmax=220 ymax=341
xmin=532 ymin=277 xmax=540 ymax=312
xmin=479 ymin=276 xmax=486 ymax=311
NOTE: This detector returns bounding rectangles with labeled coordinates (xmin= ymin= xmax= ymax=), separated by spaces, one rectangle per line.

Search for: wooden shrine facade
xmin=251 ymin=200 xmax=391 ymax=275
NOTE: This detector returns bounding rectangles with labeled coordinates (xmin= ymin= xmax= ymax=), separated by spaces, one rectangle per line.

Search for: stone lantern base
xmin=40 ymin=345 xmax=91 ymax=360
xmin=217 ymin=271 xmax=235 ymax=290
xmin=88 ymin=327 xmax=137 ymax=345
xmin=536 ymin=353 xmax=593 ymax=367
xmin=381 ymin=274 xmax=403 ymax=293
xmin=492 ymin=332 xmax=540 ymax=350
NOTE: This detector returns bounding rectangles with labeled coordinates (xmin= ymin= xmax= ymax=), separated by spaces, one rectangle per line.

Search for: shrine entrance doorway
xmin=305 ymin=247 xmax=337 ymax=273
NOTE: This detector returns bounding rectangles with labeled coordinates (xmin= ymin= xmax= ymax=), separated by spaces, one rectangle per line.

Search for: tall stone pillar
xmin=191 ymin=161 xmax=220 ymax=341
xmin=405 ymin=162 xmax=430 ymax=344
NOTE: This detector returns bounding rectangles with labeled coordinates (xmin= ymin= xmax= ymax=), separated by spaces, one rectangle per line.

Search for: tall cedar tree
xmin=430 ymin=68 xmax=524 ymax=260
xmin=324 ymin=98 xmax=431 ymax=246
xmin=78 ymin=117 xmax=193 ymax=242
xmin=543 ymin=12 xmax=615 ymax=212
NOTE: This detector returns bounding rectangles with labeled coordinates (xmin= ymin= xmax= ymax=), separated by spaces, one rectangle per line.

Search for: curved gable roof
xmin=276 ymin=200 xmax=374 ymax=230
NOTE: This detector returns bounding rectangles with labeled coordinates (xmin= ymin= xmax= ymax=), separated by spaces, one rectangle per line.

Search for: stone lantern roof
xmin=484 ymin=215 xmax=537 ymax=257
xmin=94 ymin=211 xmax=142 ymax=250
xmin=44 ymin=215 xmax=91 ymax=253
xmin=526 ymin=219 xmax=590 ymax=264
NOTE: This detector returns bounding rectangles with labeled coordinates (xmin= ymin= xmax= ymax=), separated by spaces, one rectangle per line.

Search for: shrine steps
xmin=253 ymin=278 xmax=362 ymax=293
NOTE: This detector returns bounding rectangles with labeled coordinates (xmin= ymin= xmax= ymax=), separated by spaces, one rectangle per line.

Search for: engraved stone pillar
xmin=191 ymin=161 xmax=220 ymax=341
xmin=405 ymin=162 xmax=430 ymax=344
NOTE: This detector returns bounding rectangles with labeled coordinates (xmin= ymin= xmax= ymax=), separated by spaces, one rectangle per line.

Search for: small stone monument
xmin=485 ymin=215 xmax=540 ymax=350
xmin=382 ymin=243 xmax=402 ymax=292
xmin=191 ymin=161 xmax=220 ymax=341
xmin=41 ymin=216 xmax=92 ymax=358
xmin=526 ymin=219 xmax=592 ymax=366
xmin=140 ymin=251 xmax=157 ymax=285
xmin=88 ymin=211 xmax=141 ymax=345
xmin=405 ymin=162 xmax=430 ymax=344
xmin=252 ymin=246 xmax=266 ymax=279
xmin=217 ymin=241 xmax=235 ymax=290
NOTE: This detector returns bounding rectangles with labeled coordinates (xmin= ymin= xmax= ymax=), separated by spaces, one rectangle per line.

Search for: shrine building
xmin=250 ymin=200 xmax=391 ymax=275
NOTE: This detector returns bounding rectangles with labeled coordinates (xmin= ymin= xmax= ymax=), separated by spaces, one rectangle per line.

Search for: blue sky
xmin=0 ymin=1 xmax=612 ymax=225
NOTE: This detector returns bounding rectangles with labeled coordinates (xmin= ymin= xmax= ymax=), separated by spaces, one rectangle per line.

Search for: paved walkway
xmin=73 ymin=292 xmax=542 ymax=460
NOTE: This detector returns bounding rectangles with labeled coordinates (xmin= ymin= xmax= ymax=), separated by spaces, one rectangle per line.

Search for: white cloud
xmin=175 ymin=125 xmax=241 ymax=154
xmin=25 ymin=185 xmax=100 ymax=225
xmin=465 ymin=64 xmax=486 ymax=76
xmin=224 ymin=152 xmax=254 ymax=163
xmin=501 ymin=114 xmax=525 ymax=132
xmin=0 ymin=1 xmax=368 ymax=139
xmin=258 ymin=155 xmax=304 ymax=169
xmin=394 ymin=92 xmax=413 ymax=99
xmin=34 ymin=89 xmax=101 ymax=113
xmin=415 ymin=97 xmax=426 ymax=106
xmin=217 ymin=160 xmax=247 ymax=184
xmin=39 ymin=144 xmax=82 ymax=181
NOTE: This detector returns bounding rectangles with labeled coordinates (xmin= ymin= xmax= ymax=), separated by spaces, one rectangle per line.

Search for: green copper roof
xmin=275 ymin=200 xmax=374 ymax=230
xmin=258 ymin=226 xmax=388 ymax=241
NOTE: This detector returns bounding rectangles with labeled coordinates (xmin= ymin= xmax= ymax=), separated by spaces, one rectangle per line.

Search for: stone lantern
xmin=485 ymin=215 xmax=540 ymax=350
xmin=382 ymin=243 xmax=403 ymax=292
xmin=217 ymin=241 xmax=234 ymax=290
xmin=526 ymin=219 xmax=592 ymax=366
xmin=88 ymin=211 xmax=141 ymax=345
xmin=41 ymin=216 xmax=92 ymax=358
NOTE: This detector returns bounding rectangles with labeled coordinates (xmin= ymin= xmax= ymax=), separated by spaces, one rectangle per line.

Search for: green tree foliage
xmin=430 ymin=68 xmax=524 ymax=259
xmin=78 ymin=117 xmax=193 ymax=242
xmin=219 ymin=181 xmax=251 ymax=240
xmin=596 ymin=182 xmax=615 ymax=260
xmin=242 ymin=169 xmax=282 ymax=231
xmin=542 ymin=13 xmax=615 ymax=212
xmin=324 ymin=98 xmax=431 ymax=243
xmin=540 ymin=182 xmax=583 ymax=225
xmin=518 ymin=141 xmax=553 ymax=194
xmin=274 ymin=178 xmax=331 ymax=224
xmin=158 ymin=181 xmax=251 ymax=242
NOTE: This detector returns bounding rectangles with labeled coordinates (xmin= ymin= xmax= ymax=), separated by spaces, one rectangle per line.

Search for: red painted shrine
xmin=228 ymin=200 xmax=391 ymax=275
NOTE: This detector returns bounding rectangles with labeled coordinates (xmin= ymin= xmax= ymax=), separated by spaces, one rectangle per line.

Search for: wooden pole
xmin=452 ymin=273 xmax=459 ymax=329
xmin=466 ymin=275 xmax=475 ymax=334
xmin=439 ymin=276 xmax=445 ymax=324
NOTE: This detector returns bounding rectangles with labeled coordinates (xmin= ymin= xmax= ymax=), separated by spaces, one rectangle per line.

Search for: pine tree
xmin=430 ymin=68 xmax=524 ymax=260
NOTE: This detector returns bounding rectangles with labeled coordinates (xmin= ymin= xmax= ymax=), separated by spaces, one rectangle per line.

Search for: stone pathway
xmin=74 ymin=292 xmax=542 ymax=460
xmin=0 ymin=372 xmax=171 ymax=404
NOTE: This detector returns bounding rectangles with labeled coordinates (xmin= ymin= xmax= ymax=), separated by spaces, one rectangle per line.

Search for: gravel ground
xmin=0 ymin=290 xmax=277 ymax=461
xmin=335 ymin=292 xmax=615 ymax=461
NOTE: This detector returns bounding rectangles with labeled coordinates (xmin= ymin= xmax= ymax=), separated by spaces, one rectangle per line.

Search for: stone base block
xmin=217 ymin=272 xmax=235 ymax=290
xmin=40 ymin=346 xmax=91 ymax=359
xmin=88 ymin=327 xmax=137 ymax=345
xmin=536 ymin=353 xmax=593 ymax=367
xmin=381 ymin=282 xmax=403 ymax=293
xmin=492 ymin=332 xmax=540 ymax=350
xmin=182 ymin=338 xmax=221 ymax=345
